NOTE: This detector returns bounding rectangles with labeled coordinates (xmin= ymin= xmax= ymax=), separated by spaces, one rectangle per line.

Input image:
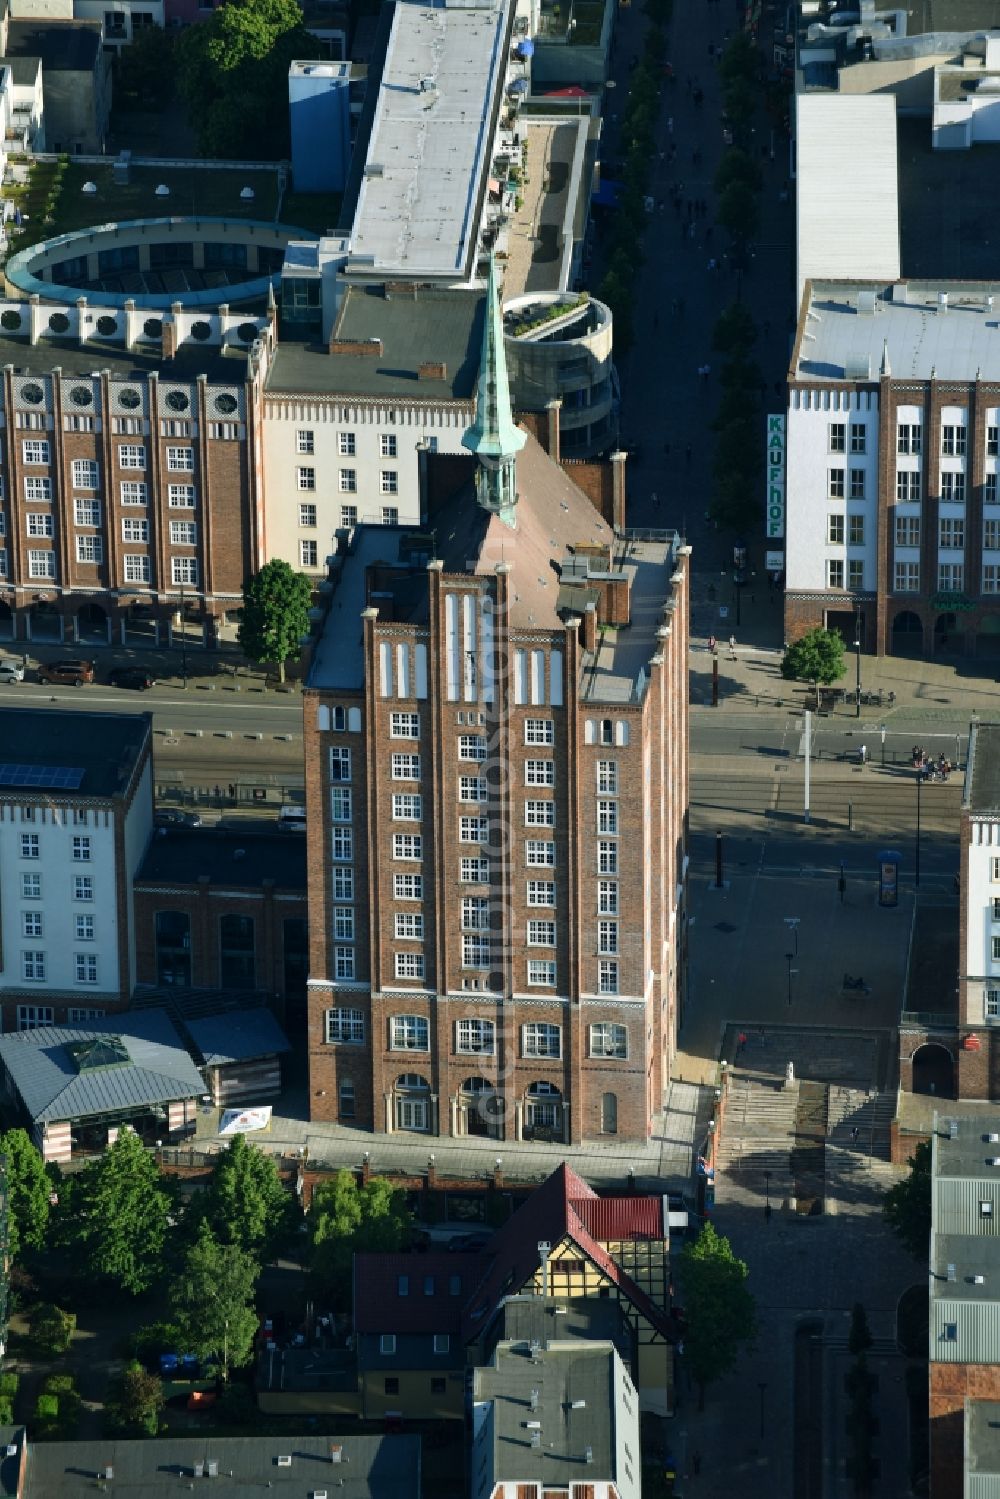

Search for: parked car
xmin=37 ymin=658 xmax=95 ymax=687
xmin=277 ymin=805 xmax=307 ymax=832
xmin=154 ymin=809 xmax=202 ymax=829
xmin=109 ymin=665 xmax=156 ymax=691
xmin=0 ymin=658 xmax=24 ymax=683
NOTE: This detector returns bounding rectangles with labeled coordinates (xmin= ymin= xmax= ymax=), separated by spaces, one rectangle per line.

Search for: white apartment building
xmin=0 ymin=708 xmax=152 ymax=1031
xmin=786 ymin=279 xmax=1000 ymax=658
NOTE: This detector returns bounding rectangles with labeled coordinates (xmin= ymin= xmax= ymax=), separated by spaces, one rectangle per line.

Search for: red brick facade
xmin=930 ymin=1363 xmax=1000 ymax=1499
xmin=0 ymin=364 xmax=257 ymax=644
xmin=303 ymin=476 xmax=689 ymax=1142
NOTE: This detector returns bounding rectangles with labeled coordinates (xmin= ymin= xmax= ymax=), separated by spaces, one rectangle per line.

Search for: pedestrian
xmin=728 ymin=635 xmax=737 ymax=659
xmin=860 ymin=743 xmax=868 ymax=765
xmin=851 ymin=1126 xmax=860 ymax=1143
xmin=709 ymin=634 xmax=717 ymax=655
xmin=707 ymin=257 xmax=717 ymax=272
xmin=737 ymin=1028 xmax=747 ymax=1052
xmin=685 ymin=443 xmax=693 ymax=464
xmin=667 ymin=116 xmax=674 ymax=134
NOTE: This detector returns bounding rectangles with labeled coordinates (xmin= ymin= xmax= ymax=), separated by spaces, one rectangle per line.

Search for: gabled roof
xmin=460 ymin=1164 xmax=674 ymax=1343
xmin=573 ymin=1194 xmax=664 ymax=1242
xmin=353 ymin=1252 xmax=490 ymax=1335
xmin=0 ymin=1010 xmax=204 ymax=1123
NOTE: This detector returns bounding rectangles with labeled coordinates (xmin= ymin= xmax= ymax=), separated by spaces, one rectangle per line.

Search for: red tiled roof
xmin=459 ymin=1164 xmax=674 ymax=1344
xmin=573 ymin=1195 xmax=664 ymax=1242
xmin=353 ymin=1252 xmax=489 ymax=1335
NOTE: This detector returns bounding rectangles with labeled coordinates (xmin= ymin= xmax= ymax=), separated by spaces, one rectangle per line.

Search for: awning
xmin=545 ymin=85 xmax=589 ymax=97
xmin=488 ymin=177 xmax=501 ymax=194
xmin=517 ymin=38 xmax=535 ymax=55
xmin=591 ymin=178 xmax=622 ymax=208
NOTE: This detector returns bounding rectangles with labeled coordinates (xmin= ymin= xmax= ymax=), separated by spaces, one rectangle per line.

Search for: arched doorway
xmin=892 ymin=610 xmax=923 ymax=657
xmin=934 ymin=612 xmax=960 ymax=656
xmin=28 ymin=601 xmax=61 ymax=642
xmin=76 ymin=601 xmax=109 ymax=644
xmin=394 ymin=1073 xmax=431 ymax=1133
xmin=601 ymin=1091 xmax=618 ymax=1135
xmin=977 ymin=615 xmax=1000 ymax=659
xmin=0 ymin=599 xmax=13 ymax=641
xmin=461 ymin=1076 xmax=501 ymax=1137
xmin=911 ymin=1043 xmax=955 ymax=1098
xmin=524 ymin=1080 xmax=563 ymax=1141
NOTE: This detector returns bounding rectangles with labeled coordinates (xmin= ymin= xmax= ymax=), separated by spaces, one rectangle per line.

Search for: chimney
xmin=581 ymin=600 xmax=597 ymax=652
xmin=419 ymin=360 xmax=447 ymax=381
xmin=162 ymin=307 xmax=180 ymax=360
xmin=537 ymin=1240 xmax=551 ymax=1299
xmin=610 ymin=449 xmax=627 ymax=529
xmin=328 ymin=337 xmax=383 ymax=357
xmin=545 ymin=397 xmax=561 ymax=464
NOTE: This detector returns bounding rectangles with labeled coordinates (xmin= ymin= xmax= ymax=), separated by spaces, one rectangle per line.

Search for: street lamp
xmin=783 ymin=917 xmax=800 ymax=956
xmin=853 ymin=603 xmax=862 ymax=719
xmin=880 ymin=725 xmax=887 ymax=768
xmin=785 ymin=951 xmax=795 ymax=1006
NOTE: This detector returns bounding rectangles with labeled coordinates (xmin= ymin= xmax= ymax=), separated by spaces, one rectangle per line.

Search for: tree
xmin=176 ymin=0 xmax=311 ymax=158
xmin=848 ymin=1302 xmax=873 ymax=1356
xmin=679 ymin=1222 xmax=756 ymax=1406
xmin=716 ymin=180 xmax=760 ymax=245
xmin=309 ymin=1170 xmax=412 ymax=1305
xmin=238 ymin=559 xmax=313 ymax=683
xmin=713 ymin=148 xmax=762 ymax=198
xmin=168 ymin=1222 xmax=260 ymax=1379
xmin=73 ymin=1129 xmax=172 ymax=1295
xmin=113 ymin=25 xmax=176 ymax=111
xmin=780 ymin=628 xmax=847 ymax=691
xmin=712 ymin=304 xmax=757 ymax=359
xmin=201 ymin=1135 xmax=296 ymax=1262
xmin=0 ymin=1128 xmax=51 ymax=1262
xmin=884 ymin=1140 xmax=932 ymax=1258
xmin=105 ymin=1362 xmax=164 ymax=1436
xmin=719 ymin=31 xmax=759 ymax=88
xmin=30 ymin=1303 xmax=75 ymax=1356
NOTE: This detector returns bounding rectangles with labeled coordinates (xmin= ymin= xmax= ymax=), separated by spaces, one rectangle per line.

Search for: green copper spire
xmin=462 ymin=253 xmax=526 ymax=527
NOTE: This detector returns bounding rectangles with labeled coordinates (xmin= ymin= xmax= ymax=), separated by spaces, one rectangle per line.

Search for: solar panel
xmin=0 ymin=763 xmax=85 ymax=790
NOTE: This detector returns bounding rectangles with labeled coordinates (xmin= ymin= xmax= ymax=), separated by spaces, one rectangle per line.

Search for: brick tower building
xmin=302 ymin=259 xmax=690 ymax=1143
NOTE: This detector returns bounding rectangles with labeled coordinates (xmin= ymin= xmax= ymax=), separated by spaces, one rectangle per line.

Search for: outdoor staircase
xmin=715 ymin=1074 xmax=799 ymax=1175
xmin=827 ymin=1086 xmax=896 ymax=1162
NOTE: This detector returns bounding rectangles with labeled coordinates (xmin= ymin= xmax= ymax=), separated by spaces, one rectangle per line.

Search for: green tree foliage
xmin=238 ymin=558 xmax=313 ymax=683
xmin=113 ymin=25 xmax=176 ymax=111
xmin=309 ymin=1170 xmax=412 ymax=1306
xmin=716 ymin=180 xmax=760 ymax=245
xmin=884 ymin=1140 xmax=932 ymax=1258
xmin=105 ymin=1362 xmax=164 ymax=1437
xmin=0 ymin=1128 xmax=51 ymax=1262
xmin=73 ymin=1129 xmax=172 ymax=1295
xmin=780 ymin=628 xmax=847 ymax=689
xmin=176 ymin=0 xmax=311 ymax=159
xmin=711 ymin=304 xmax=757 ymax=359
xmin=679 ymin=1222 xmax=757 ymax=1404
xmin=200 ymin=1135 xmax=296 ymax=1262
xmin=849 ymin=1302 xmax=874 ymax=1356
xmin=30 ymin=1303 xmax=75 ymax=1356
xmin=168 ymin=1222 xmax=260 ymax=1378
xmin=719 ymin=31 xmax=759 ymax=87
xmin=714 ymin=148 xmax=763 ymax=198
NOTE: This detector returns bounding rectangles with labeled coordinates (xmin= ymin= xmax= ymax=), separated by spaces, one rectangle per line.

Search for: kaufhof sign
xmin=766 ymin=413 xmax=786 ymax=540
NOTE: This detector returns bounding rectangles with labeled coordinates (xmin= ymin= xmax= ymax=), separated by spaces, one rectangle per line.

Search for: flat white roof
xmin=349 ymin=0 xmax=508 ymax=279
xmin=796 ymin=93 xmax=900 ymax=307
xmin=796 ymin=280 xmax=1000 ymax=382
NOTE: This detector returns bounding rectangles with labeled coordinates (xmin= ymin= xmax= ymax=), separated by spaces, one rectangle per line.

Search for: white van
xmin=278 ymin=804 xmax=307 ymax=832
xmin=0 ymin=658 xmax=24 ymax=683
